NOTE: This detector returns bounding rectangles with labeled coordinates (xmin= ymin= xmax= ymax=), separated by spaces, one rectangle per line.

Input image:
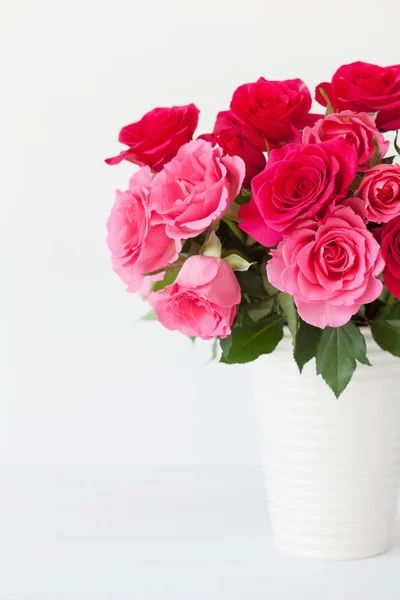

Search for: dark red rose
xmin=230 ymin=78 xmax=317 ymax=149
xmin=106 ymin=104 xmax=200 ymax=171
xmin=200 ymin=111 xmax=266 ymax=187
xmin=316 ymin=62 xmax=400 ymax=131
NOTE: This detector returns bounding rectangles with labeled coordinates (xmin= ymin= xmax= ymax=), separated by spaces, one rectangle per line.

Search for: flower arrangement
xmin=106 ymin=61 xmax=400 ymax=397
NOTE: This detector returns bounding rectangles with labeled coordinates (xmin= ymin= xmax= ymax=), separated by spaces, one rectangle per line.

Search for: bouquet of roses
xmin=106 ymin=61 xmax=400 ymax=397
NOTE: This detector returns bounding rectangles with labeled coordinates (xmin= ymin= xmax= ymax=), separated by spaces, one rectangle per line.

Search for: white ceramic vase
xmin=252 ymin=330 xmax=400 ymax=560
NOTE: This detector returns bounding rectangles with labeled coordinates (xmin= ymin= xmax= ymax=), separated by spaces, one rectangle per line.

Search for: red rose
xmin=106 ymin=104 xmax=200 ymax=171
xmin=316 ymin=62 xmax=400 ymax=131
xmin=377 ymin=216 xmax=400 ymax=299
xmin=200 ymin=111 xmax=266 ymax=187
xmin=230 ymin=78 xmax=317 ymax=149
xmin=239 ymin=138 xmax=358 ymax=246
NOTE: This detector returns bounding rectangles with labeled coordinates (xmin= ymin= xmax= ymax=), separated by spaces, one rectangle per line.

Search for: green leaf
xmin=220 ymin=315 xmax=284 ymax=364
xmin=246 ymin=297 xmax=275 ymax=322
xmin=371 ymin=304 xmax=400 ymax=357
xmin=356 ymin=304 xmax=366 ymax=318
xmin=369 ymin=137 xmax=381 ymax=168
xmin=224 ymin=202 xmax=241 ymax=222
xmin=264 ymin=137 xmax=271 ymax=155
xmin=277 ymin=293 xmax=298 ymax=340
xmin=294 ymin=319 xmax=321 ymax=373
xmin=221 ymin=217 xmax=246 ymax=243
xmin=261 ymin=264 xmax=280 ymax=296
xmin=379 ymin=284 xmax=391 ymax=304
xmin=234 ymin=190 xmax=251 ymax=206
xmin=236 ymin=271 xmax=269 ymax=298
xmin=382 ymin=155 xmax=396 ymax=165
xmin=349 ymin=173 xmax=363 ymax=192
xmin=201 ymin=231 xmax=222 ymax=257
xmin=316 ymin=322 xmax=371 ymax=398
xmin=395 ymin=130 xmax=400 ymax=156
xmin=141 ymin=309 xmax=158 ymax=321
xmin=151 ymin=269 xmax=179 ymax=292
xmin=224 ymin=253 xmax=254 ymax=272
xmin=219 ymin=335 xmax=232 ymax=358
xmin=319 ymin=87 xmax=334 ymax=115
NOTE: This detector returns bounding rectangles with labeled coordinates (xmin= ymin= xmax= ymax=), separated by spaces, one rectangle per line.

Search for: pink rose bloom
xmin=107 ymin=167 xmax=180 ymax=293
xmin=355 ymin=163 xmax=400 ymax=223
xmin=376 ymin=216 xmax=400 ymax=299
xmin=150 ymin=255 xmax=241 ymax=339
xmin=267 ymin=204 xmax=384 ymax=328
xmin=230 ymin=77 xmax=318 ymax=149
xmin=239 ymin=138 xmax=358 ymax=247
xmin=199 ymin=111 xmax=266 ymax=187
xmin=150 ymin=139 xmax=245 ymax=239
xmin=303 ymin=111 xmax=389 ymax=170
xmin=105 ymin=104 xmax=199 ymax=171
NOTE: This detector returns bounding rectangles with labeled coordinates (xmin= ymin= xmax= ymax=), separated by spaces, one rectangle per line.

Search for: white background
xmin=2 ymin=0 xmax=399 ymax=467
xmin=1 ymin=1 xmax=400 ymax=597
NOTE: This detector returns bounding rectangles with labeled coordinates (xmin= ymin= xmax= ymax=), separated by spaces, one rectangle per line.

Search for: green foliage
xmin=151 ymin=269 xmax=179 ymax=292
xmin=277 ymin=293 xmax=298 ymax=340
xmin=395 ymin=130 xmax=400 ymax=155
xmin=220 ymin=315 xmax=284 ymax=364
xmin=141 ymin=309 xmax=158 ymax=321
xmin=316 ymin=322 xmax=371 ymax=398
xmin=234 ymin=190 xmax=251 ymax=206
xmin=221 ymin=217 xmax=246 ymax=243
xmin=224 ymin=253 xmax=254 ymax=271
xmin=246 ymin=297 xmax=275 ymax=322
xmin=224 ymin=202 xmax=241 ymax=222
xmin=319 ymin=87 xmax=334 ymax=115
xmin=236 ymin=271 xmax=269 ymax=298
xmin=371 ymin=304 xmax=400 ymax=357
xmin=261 ymin=263 xmax=279 ymax=296
xmin=369 ymin=137 xmax=381 ymax=167
xmin=294 ymin=319 xmax=321 ymax=372
xmin=349 ymin=174 xmax=363 ymax=192
xmin=219 ymin=335 xmax=232 ymax=358
xmin=201 ymin=231 xmax=222 ymax=257
xmin=381 ymin=155 xmax=396 ymax=165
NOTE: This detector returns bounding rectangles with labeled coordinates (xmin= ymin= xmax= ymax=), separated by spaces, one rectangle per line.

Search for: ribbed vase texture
xmin=252 ymin=331 xmax=400 ymax=560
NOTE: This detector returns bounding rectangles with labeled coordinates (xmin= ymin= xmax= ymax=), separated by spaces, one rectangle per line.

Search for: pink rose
xmin=355 ymin=164 xmax=400 ymax=223
xmin=239 ymin=138 xmax=358 ymax=246
xmin=150 ymin=139 xmax=245 ymax=239
xmin=316 ymin=62 xmax=400 ymax=131
xmin=105 ymin=104 xmax=199 ymax=171
xmin=377 ymin=216 xmax=400 ymax=299
xmin=150 ymin=255 xmax=241 ymax=339
xmin=107 ymin=167 xmax=180 ymax=293
xmin=199 ymin=111 xmax=266 ymax=187
xmin=267 ymin=204 xmax=384 ymax=328
xmin=303 ymin=111 xmax=389 ymax=170
xmin=230 ymin=78 xmax=319 ymax=150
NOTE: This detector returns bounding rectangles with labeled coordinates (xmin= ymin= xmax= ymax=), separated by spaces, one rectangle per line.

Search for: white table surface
xmin=0 ymin=466 xmax=399 ymax=599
